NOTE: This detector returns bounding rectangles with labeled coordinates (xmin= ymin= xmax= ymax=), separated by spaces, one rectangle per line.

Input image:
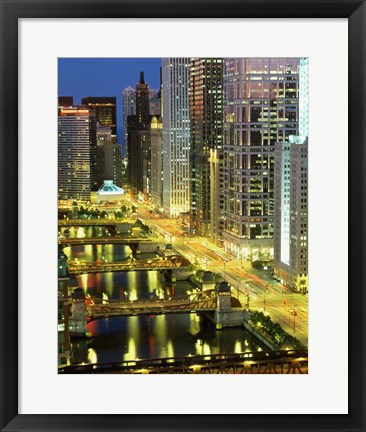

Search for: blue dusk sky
xmin=58 ymin=58 xmax=162 ymax=144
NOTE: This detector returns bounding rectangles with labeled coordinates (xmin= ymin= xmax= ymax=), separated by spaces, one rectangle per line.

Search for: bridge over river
xmin=58 ymin=349 xmax=308 ymax=374
xmin=85 ymin=293 xmax=218 ymax=322
xmin=67 ymin=257 xmax=188 ymax=276
xmin=58 ymin=219 xmax=134 ymax=227
xmin=58 ymin=236 xmax=153 ymax=247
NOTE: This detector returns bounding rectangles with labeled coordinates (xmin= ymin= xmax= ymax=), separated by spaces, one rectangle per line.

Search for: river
xmin=62 ymin=243 xmax=266 ymax=365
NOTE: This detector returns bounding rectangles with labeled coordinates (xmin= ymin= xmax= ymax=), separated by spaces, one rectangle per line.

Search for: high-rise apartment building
xmin=162 ymin=58 xmax=190 ymax=217
xmin=150 ymin=116 xmax=163 ymax=210
xmin=123 ymin=86 xmax=136 ymax=158
xmin=58 ymin=106 xmax=97 ymax=202
xmin=189 ymin=58 xmax=224 ymax=237
xmin=222 ymin=58 xmax=300 ymax=260
xmin=81 ymin=97 xmax=117 ymax=143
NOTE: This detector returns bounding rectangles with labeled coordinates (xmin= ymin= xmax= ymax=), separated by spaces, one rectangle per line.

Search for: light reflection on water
xmin=67 ymin=244 xmax=266 ymax=364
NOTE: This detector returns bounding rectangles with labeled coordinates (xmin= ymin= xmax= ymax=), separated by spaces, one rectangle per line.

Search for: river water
xmin=62 ymin=242 xmax=265 ymax=365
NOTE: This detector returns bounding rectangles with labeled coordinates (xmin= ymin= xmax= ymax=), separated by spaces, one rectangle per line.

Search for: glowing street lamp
xmin=292 ymin=309 xmax=298 ymax=333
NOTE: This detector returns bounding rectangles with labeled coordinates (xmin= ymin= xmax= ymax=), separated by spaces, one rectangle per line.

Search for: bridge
xmin=58 ymin=219 xmax=134 ymax=227
xmin=58 ymin=236 xmax=152 ymax=247
xmin=85 ymin=293 xmax=217 ymax=321
xmin=67 ymin=257 xmax=188 ymax=276
xmin=58 ymin=349 xmax=308 ymax=374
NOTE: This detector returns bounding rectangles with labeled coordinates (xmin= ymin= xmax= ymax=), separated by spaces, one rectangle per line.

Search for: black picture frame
xmin=1 ymin=0 xmax=365 ymax=431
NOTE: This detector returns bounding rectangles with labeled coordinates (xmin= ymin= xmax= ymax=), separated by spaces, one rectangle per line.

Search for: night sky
xmin=58 ymin=58 xmax=161 ymax=145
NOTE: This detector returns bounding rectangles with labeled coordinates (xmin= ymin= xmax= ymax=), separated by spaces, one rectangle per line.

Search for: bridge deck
xmin=68 ymin=258 xmax=186 ymax=275
xmin=58 ymin=237 xmax=152 ymax=246
xmin=86 ymin=297 xmax=218 ymax=320
xmin=58 ymin=219 xmax=134 ymax=227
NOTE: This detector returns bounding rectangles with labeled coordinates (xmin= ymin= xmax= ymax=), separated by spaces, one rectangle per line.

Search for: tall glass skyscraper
xmin=58 ymin=106 xmax=97 ymax=202
xmin=274 ymin=57 xmax=308 ymax=293
xmin=189 ymin=58 xmax=224 ymax=238
xmin=162 ymin=58 xmax=190 ymax=217
xmin=222 ymin=58 xmax=300 ymax=260
xmin=122 ymin=86 xmax=136 ymax=158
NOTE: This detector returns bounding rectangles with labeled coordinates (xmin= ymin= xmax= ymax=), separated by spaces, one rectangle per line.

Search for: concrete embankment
xmin=242 ymin=320 xmax=279 ymax=350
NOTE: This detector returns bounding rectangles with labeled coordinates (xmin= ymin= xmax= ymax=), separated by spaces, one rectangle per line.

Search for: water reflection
xmin=68 ymin=244 xmax=266 ymax=364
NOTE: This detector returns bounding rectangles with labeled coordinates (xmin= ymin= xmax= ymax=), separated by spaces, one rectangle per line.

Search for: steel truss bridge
xmin=85 ymin=293 xmax=217 ymax=321
xmin=58 ymin=349 xmax=308 ymax=374
xmin=58 ymin=219 xmax=133 ymax=227
xmin=67 ymin=258 xmax=186 ymax=276
xmin=58 ymin=237 xmax=152 ymax=247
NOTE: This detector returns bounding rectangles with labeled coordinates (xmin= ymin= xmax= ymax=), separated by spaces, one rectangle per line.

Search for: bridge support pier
xmin=214 ymin=281 xmax=245 ymax=329
xmin=68 ymin=287 xmax=88 ymax=337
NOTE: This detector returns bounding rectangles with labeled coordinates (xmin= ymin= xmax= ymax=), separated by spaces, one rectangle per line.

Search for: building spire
xmin=140 ymin=71 xmax=145 ymax=84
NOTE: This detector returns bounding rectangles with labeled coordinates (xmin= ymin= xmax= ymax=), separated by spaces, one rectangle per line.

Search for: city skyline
xmin=57 ymin=57 xmax=308 ymax=373
xmin=58 ymin=58 xmax=161 ymax=146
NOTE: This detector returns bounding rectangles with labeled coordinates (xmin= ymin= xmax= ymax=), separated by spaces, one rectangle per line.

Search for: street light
xmin=292 ymin=309 xmax=298 ymax=333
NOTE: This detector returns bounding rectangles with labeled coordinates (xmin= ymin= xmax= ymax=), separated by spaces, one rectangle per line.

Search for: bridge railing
xmin=58 ymin=349 xmax=308 ymax=374
xmin=86 ymin=298 xmax=218 ymax=318
xmin=86 ymin=291 xmax=213 ymax=304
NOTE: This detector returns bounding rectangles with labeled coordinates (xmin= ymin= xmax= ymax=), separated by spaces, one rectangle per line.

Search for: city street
xmin=137 ymin=211 xmax=309 ymax=346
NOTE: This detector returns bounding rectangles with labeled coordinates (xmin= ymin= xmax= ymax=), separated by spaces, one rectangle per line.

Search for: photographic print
xmin=57 ymin=57 xmax=308 ymax=374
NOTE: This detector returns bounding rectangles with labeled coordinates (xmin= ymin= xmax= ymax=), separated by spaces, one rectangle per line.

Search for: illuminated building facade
xmin=189 ymin=58 xmax=224 ymax=237
xmin=274 ymin=58 xmax=308 ymax=293
xmin=96 ymin=180 xmax=124 ymax=202
xmin=222 ymin=58 xmax=300 ymax=260
xmin=150 ymin=116 xmax=163 ymax=210
xmin=96 ymin=123 xmax=112 ymax=145
xmin=274 ymin=136 xmax=308 ymax=293
xmin=81 ymin=96 xmax=117 ymax=143
xmin=58 ymin=106 xmax=97 ymax=202
xmin=162 ymin=58 xmax=190 ymax=217
xmin=58 ymin=252 xmax=71 ymax=367
xmin=149 ymin=88 xmax=161 ymax=116
xmin=123 ymin=86 xmax=136 ymax=158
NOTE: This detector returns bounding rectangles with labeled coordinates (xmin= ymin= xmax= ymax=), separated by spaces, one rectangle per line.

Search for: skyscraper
xmin=122 ymin=86 xmax=136 ymax=158
xmin=162 ymin=58 xmax=190 ymax=217
xmin=58 ymin=106 xmax=97 ymax=202
xmin=81 ymin=97 xmax=117 ymax=143
xmin=136 ymin=72 xmax=150 ymax=124
xmin=274 ymin=57 xmax=308 ymax=293
xmin=149 ymin=89 xmax=160 ymax=116
xmin=127 ymin=72 xmax=151 ymax=198
xmin=274 ymin=136 xmax=308 ymax=293
xmin=222 ymin=58 xmax=300 ymax=260
xmin=189 ymin=58 xmax=224 ymax=237
xmin=150 ymin=116 xmax=163 ymax=210
xmin=96 ymin=124 xmax=122 ymax=188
